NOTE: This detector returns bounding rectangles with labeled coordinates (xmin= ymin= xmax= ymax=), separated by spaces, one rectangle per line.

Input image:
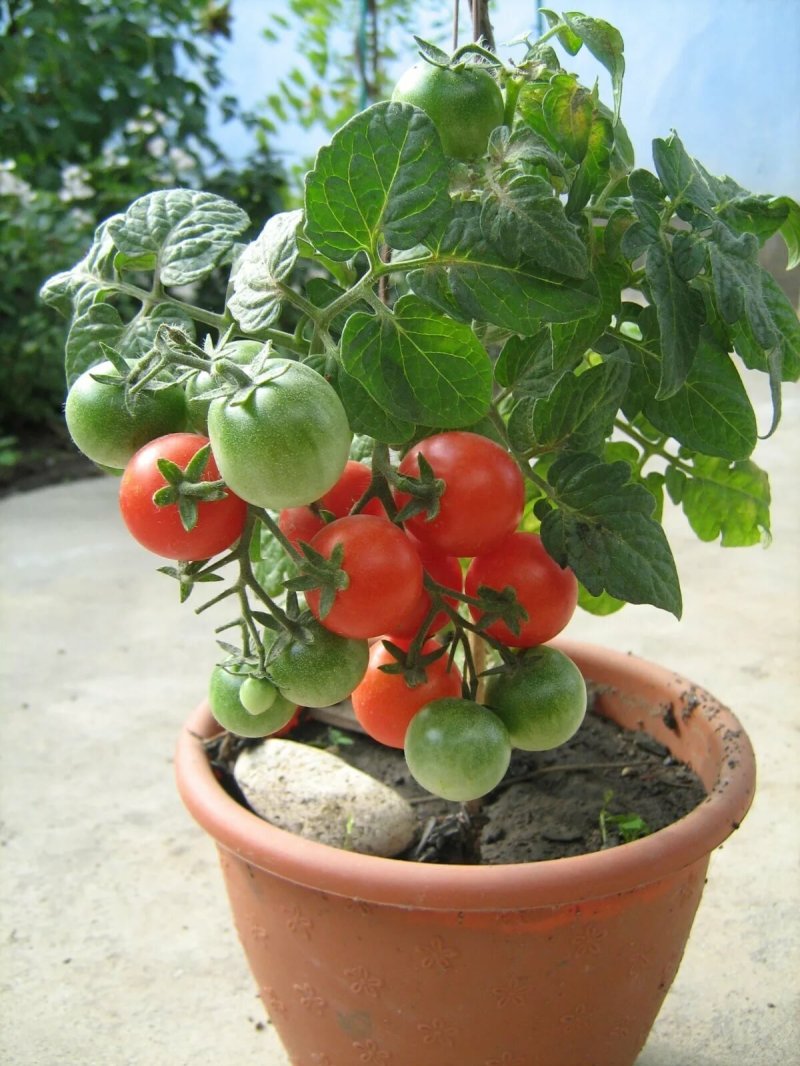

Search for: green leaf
xmin=677 ymin=455 xmax=771 ymax=546
xmin=645 ymin=332 xmax=757 ymax=460
xmin=540 ymin=9 xmax=583 ymax=54
xmin=480 ymin=172 xmax=589 ymax=279
xmin=339 ymin=294 xmax=492 ymax=429
xmin=550 ymin=254 xmax=626 ymax=364
xmin=228 ymin=210 xmax=302 ymax=332
xmin=65 ymin=304 xmax=126 ymax=385
xmin=495 ymin=330 xmax=579 ymax=397
xmin=107 ymin=190 xmax=250 ymax=285
xmin=303 ymin=101 xmax=451 ymax=260
xmin=64 ymin=301 xmax=196 ymax=385
xmin=542 ymin=74 xmax=593 ymax=163
xmin=707 ymin=223 xmax=779 ymax=349
xmin=508 ymin=359 xmax=630 ymax=455
xmin=335 ymin=366 xmax=416 ymax=445
xmin=732 ymin=272 xmax=800 ymax=382
xmin=566 ymin=111 xmax=613 ymax=215
xmin=578 ymin=584 xmax=625 ymax=616
xmin=489 ymin=125 xmax=568 ymax=181
xmin=645 ymin=237 xmax=705 ymax=398
xmin=651 ymin=132 xmax=718 ymax=218
xmin=563 ymin=12 xmax=625 ymax=124
xmin=408 ymin=203 xmax=599 ymax=334
xmin=541 ymin=452 xmax=682 ymax=616
xmin=778 ymin=196 xmax=800 ymax=269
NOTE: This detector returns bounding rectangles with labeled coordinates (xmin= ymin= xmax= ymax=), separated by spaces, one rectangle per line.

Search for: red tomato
xmin=465 ymin=532 xmax=578 ymax=647
xmin=304 ymin=515 xmax=424 ymax=639
xmin=278 ymin=460 xmax=384 ymax=549
xmin=390 ymin=534 xmax=463 ymax=639
xmin=119 ymin=433 xmax=247 ymax=560
xmin=394 ymin=431 xmax=524 ymax=557
xmin=351 ymin=639 xmax=462 ymax=748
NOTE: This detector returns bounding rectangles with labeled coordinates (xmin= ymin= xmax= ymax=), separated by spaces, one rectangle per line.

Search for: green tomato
xmin=391 ymin=61 xmax=505 ymax=161
xmin=207 ymin=359 xmax=352 ymax=509
xmin=239 ymin=676 xmax=278 ymax=715
xmin=267 ymin=620 xmax=369 ymax=708
xmin=482 ymin=645 xmax=587 ymax=751
xmin=404 ymin=697 xmax=511 ymax=801
xmin=185 ymin=340 xmax=264 ymax=434
xmin=208 ymin=666 xmax=298 ymax=738
xmin=64 ymin=360 xmax=186 ymax=469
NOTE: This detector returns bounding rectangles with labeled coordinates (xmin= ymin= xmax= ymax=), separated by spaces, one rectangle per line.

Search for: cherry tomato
xmin=208 ymin=358 xmax=352 ymax=509
xmin=267 ymin=619 xmax=369 ymax=707
xmin=404 ymin=697 xmax=511 ymax=800
xmin=465 ymin=531 xmax=578 ymax=647
xmin=351 ymin=638 xmax=462 ymax=748
xmin=304 ymin=514 xmax=424 ymax=640
xmin=65 ymin=360 xmax=186 ymax=469
xmin=483 ymin=646 xmax=587 ymax=751
xmin=119 ymin=433 xmax=247 ymax=560
xmin=391 ymin=61 xmax=505 ymax=161
xmin=394 ymin=431 xmax=524 ymax=557
xmin=208 ymin=666 xmax=299 ymax=739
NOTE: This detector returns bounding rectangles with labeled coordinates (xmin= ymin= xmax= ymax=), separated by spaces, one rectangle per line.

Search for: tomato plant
xmin=395 ymin=432 xmax=525 ymax=557
xmin=465 ymin=532 xmax=579 ymax=647
xmin=351 ymin=639 xmax=462 ymax=748
xmin=208 ymin=665 xmax=298 ymax=739
xmin=304 ymin=514 xmax=424 ymax=639
xmin=119 ymin=433 xmax=247 ymax=561
xmin=65 ymin=360 xmax=187 ymax=470
xmin=404 ymin=697 xmax=511 ymax=801
xmin=483 ymin=646 xmax=587 ymax=750
xmin=208 ymin=359 xmax=352 ymax=509
xmin=45 ymin=10 xmax=798 ymax=801
xmin=391 ymin=59 xmax=504 ymax=161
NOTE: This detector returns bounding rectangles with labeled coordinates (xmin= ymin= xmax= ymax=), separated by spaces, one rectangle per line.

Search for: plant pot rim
xmin=175 ymin=639 xmax=756 ymax=911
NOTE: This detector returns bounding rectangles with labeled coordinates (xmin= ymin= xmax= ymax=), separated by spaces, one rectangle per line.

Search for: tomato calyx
xmin=391 ymin=453 xmax=446 ymax=524
xmin=284 ymin=539 xmax=351 ymax=619
xmin=151 ymin=443 xmax=231 ymax=532
xmin=378 ymin=636 xmax=453 ymax=690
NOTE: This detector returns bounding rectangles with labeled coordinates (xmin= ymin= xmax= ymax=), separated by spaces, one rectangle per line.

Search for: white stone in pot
xmin=233 ymin=738 xmax=418 ymax=858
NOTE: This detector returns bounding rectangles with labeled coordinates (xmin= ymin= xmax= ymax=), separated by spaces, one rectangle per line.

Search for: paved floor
xmin=1 ymin=386 xmax=798 ymax=1065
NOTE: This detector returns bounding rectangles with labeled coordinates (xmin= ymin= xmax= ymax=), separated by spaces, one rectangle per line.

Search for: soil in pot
xmin=204 ymin=688 xmax=706 ymax=866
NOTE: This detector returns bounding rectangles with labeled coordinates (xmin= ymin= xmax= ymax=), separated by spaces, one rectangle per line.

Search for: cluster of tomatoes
xmin=65 ymin=353 xmax=586 ymax=800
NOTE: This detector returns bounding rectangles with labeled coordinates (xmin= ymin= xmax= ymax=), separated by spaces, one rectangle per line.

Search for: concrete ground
xmin=1 ymin=384 xmax=798 ymax=1066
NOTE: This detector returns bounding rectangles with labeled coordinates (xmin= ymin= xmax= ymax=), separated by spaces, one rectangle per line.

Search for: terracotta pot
xmin=175 ymin=641 xmax=755 ymax=1066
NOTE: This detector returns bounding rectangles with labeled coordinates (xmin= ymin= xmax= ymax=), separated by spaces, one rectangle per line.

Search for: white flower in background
xmin=168 ymin=147 xmax=196 ymax=173
xmin=69 ymin=208 xmax=95 ymax=228
xmin=147 ymin=136 xmax=169 ymax=159
xmin=58 ymin=164 xmax=94 ymax=202
xmin=0 ymin=160 xmax=34 ymax=202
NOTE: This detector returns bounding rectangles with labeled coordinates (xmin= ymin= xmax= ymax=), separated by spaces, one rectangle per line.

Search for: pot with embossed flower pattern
xmin=175 ymin=640 xmax=755 ymax=1066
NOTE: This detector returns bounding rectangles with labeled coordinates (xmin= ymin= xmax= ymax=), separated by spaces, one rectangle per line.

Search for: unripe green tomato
xmin=239 ymin=676 xmax=278 ymax=716
xmin=482 ymin=645 xmax=587 ymax=751
xmin=404 ymin=697 xmax=511 ymax=801
xmin=267 ymin=620 xmax=369 ymax=708
xmin=185 ymin=340 xmax=264 ymax=433
xmin=64 ymin=360 xmax=187 ymax=469
xmin=208 ymin=666 xmax=298 ymax=738
xmin=391 ymin=61 xmax=505 ymax=161
xmin=207 ymin=359 xmax=352 ymax=509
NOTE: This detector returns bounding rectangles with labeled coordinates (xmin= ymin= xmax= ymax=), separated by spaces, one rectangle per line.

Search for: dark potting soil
xmin=206 ymin=688 xmax=706 ymax=866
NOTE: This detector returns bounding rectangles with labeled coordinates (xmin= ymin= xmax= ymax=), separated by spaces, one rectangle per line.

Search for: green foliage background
xmin=0 ymin=0 xmax=284 ymax=435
